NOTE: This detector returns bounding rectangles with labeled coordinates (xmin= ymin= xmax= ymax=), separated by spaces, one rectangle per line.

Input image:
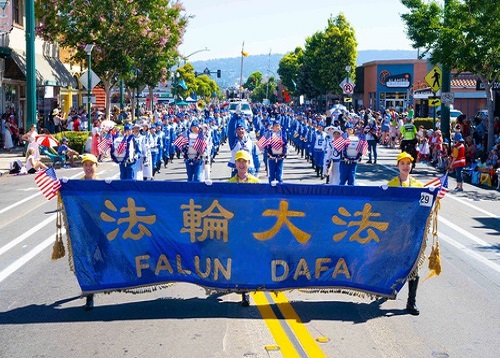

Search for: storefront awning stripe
xmin=10 ymin=50 xmax=76 ymax=88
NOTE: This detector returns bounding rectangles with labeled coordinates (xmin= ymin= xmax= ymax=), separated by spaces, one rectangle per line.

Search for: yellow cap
xmin=397 ymin=152 xmax=414 ymax=163
xmin=235 ymin=150 xmax=251 ymax=161
xmin=82 ymin=154 xmax=98 ymax=165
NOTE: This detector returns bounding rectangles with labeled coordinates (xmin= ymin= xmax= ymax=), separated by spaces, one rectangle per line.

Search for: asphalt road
xmin=0 ymin=142 xmax=499 ymax=358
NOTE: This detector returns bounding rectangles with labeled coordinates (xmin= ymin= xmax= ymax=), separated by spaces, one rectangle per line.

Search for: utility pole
xmin=440 ymin=0 xmax=451 ymax=141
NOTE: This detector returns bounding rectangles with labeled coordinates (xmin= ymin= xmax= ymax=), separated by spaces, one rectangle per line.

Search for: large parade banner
xmin=59 ymin=181 xmax=438 ymax=298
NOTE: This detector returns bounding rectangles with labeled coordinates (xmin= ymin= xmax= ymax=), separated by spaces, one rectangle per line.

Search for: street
xmin=0 ymin=143 xmax=499 ymax=358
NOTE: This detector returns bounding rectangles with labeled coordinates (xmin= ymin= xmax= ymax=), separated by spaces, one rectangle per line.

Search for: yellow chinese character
xmin=332 ymin=203 xmax=389 ymax=244
xmin=100 ymin=198 xmax=156 ymax=241
xmin=181 ymin=199 xmax=234 ymax=243
xmin=253 ymin=200 xmax=311 ymax=243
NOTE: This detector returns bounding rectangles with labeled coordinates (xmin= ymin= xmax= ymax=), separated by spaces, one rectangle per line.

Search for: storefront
xmin=363 ymin=60 xmax=427 ymax=113
xmin=1 ymin=44 xmax=76 ymax=132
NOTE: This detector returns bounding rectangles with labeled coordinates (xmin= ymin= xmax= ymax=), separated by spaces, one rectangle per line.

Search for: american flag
xmin=270 ymin=135 xmax=284 ymax=150
xmin=256 ymin=135 xmax=269 ymax=151
xmin=424 ymin=174 xmax=449 ymax=199
xmin=193 ymin=134 xmax=207 ymax=153
xmin=116 ymin=139 xmax=127 ymax=154
xmin=35 ymin=167 xmax=61 ymax=200
xmin=356 ymin=139 xmax=368 ymax=155
xmin=98 ymin=138 xmax=112 ymax=153
xmin=172 ymin=135 xmax=188 ymax=149
xmin=333 ymin=136 xmax=346 ymax=152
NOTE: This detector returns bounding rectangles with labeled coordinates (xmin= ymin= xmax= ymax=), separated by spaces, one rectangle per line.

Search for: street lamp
xmin=182 ymin=47 xmax=210 ymax=64
xmin=172 ymin=71 xmax=180 ymax=104
xmin=84 ymin=44 xmax=94 ymax=131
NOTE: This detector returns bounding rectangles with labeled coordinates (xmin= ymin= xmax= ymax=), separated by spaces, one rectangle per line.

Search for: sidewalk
xmin=0 ymin=146 xmax=26 ymax=176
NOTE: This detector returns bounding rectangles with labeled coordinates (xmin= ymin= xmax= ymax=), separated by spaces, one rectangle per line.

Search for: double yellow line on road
xmin=253 ymin=291 xmax=327 ymax=357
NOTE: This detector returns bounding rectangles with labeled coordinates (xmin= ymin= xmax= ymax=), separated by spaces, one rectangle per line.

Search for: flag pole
xmin=239 ymin=41 xmax=244 ymax=99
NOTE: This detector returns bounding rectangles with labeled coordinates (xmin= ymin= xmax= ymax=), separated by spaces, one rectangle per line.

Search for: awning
xmin=9 ymin=50 xmax=76 ymax=87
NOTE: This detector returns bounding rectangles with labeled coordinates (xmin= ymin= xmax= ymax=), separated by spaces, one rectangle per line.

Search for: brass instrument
xmin=196 ymin=99 xmax=206 ymax=111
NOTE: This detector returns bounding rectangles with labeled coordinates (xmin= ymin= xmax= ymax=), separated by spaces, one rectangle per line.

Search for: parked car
xmin=473 ymin=110 xmax=488 ymax=122
xmin=228 ymin=99 xmax=253 ymax=116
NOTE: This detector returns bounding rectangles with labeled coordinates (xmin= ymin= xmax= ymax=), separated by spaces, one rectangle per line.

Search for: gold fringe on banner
xmin=424 ymin=198 xmax=442 ymax=281
xmin=51 ymin=193 xmax=66 ymax=260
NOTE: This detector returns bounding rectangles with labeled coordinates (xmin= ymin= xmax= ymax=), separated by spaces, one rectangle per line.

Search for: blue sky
xmin=179 ymin=0 xmax=415 ymax=61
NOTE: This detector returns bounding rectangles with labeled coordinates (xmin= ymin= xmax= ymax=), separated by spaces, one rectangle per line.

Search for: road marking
xmin=440 ymin=216 xmax=500 ymax=257
xmin=440 ymin=232 xmax=500 ymax=273
xmin=0 ymin=193 xmax=41 ymax=215
xmin=0 ymin=232 xmax=61 ymax=283
xmin=0 ymin=215 xmax=56 ymax=257
xmin=253 ymin=291 xmax=326 ymax=358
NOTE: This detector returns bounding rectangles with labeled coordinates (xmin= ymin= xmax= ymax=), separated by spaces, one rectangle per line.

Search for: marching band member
xmin=265 ymin=120 xmax=288 ymax=184
xmin=323 ymin=126 xmax=343 ymax=185
xmin=111 ymin=124 xmax=138 ymax=180
xmin=338 ymin=122 xmax=367 ymax=186
xmin=227 ymin=119 xmax=260 ymax=177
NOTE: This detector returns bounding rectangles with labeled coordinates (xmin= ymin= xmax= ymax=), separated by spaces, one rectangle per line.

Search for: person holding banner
xmin=228 ymin=150 xmax=260 ymax=306
xmin=387 ymin=151 xmax=423 ymax=316
xmin=80 ymin=153 xmax=99 ymax=310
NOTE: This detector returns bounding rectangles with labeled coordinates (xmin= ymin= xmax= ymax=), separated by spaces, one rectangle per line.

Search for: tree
xmin=35 ymin=0 xmax=188 ymax=120
xmin=244 ymin=72 xmax=263 ymax=91
xmin=278 ymin=47 xmax=303 ymax=97
xmin=401 ymin=0 xmax=500 ymax=149
xmin=302 ymin=13 xmax=357 ymax=109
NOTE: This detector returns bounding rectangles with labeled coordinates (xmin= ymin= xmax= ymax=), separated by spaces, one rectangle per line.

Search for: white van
xmin=228 ymin=100 xmax=253 ymax=116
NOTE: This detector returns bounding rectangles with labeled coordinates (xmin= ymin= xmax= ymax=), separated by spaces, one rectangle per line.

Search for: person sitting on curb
xmin=57 ymin=137 xmax=80 ymax=167
xmin=25 ymin=147 xmax=48 ymax=174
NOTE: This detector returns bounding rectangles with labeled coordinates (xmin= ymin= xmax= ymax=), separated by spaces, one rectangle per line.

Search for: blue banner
xmin=60 ymin=181 xmax=437 ymax=298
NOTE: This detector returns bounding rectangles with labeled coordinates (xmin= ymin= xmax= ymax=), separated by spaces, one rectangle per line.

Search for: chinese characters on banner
xmin=60 ymin=181 xmax=437 ymax=298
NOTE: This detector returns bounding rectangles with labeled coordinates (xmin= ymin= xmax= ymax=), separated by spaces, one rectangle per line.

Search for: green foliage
xmin=35 ymin=0 xmax=188 ymax=112
xmin=244 ymin=72 xmax=263 ymax=91
xmin=401 ymin=0 xmax=500 ymax=149
xmin=54 ymin=131 xmax=90 ymax=154
xmin=277 ymin=14 xmax=357 ymax=100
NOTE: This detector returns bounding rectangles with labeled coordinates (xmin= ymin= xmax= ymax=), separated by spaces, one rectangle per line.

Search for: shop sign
xmin=385 ymin=73 xmax=411 ymax=88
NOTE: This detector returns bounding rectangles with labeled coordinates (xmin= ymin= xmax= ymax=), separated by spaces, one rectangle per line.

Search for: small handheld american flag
xmin=424 ymin=174 xmax=449 ymax=199
xmin=333 ymin=136 xmax=346 ymax=152
xmin=193 ymin=134 xmax=207 ymax=153
xmin=270 ymin=135 xmax=283 ymax=150
xmin=173 ymin=135 xmax=189 ymax=149
xmin=356 ymin=139 xmax=368 ymax=156
xmin=256 ymin=135 xmax=269 ymax=151
xmin=35 ymin=167 xmax=61 ymax=200
xmin=98 ymin=138 xmax=112 ymax=153
xmin=116 ymin=139 xmax=127 ymax=154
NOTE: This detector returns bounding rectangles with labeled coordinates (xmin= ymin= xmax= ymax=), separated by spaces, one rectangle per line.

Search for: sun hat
xmin=81 ymin=154 xmax=98 ymax=165
xmin=397 ymin=152 xmax=414 ymax=163
xmin=235 ymin=150 xmax=251 ymax=161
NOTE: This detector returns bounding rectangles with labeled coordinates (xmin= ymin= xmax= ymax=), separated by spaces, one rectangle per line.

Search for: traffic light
xmin=217 ymin=69 xmax=221 ymax=78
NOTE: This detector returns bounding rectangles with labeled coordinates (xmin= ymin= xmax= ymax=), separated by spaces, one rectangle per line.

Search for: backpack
xmin=9 ymin=160 xmax=23 ymax=174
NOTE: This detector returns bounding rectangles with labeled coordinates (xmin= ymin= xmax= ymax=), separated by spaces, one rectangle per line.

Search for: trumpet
xmin=196 ymin=99 xmax=206 ymax=111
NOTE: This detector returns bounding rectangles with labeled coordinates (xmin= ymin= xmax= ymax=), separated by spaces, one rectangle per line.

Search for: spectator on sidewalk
xmin=58 ymin=137 xmax=80 ymax=167
xmin=25 ymin=147 xmax=48 ymax=174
